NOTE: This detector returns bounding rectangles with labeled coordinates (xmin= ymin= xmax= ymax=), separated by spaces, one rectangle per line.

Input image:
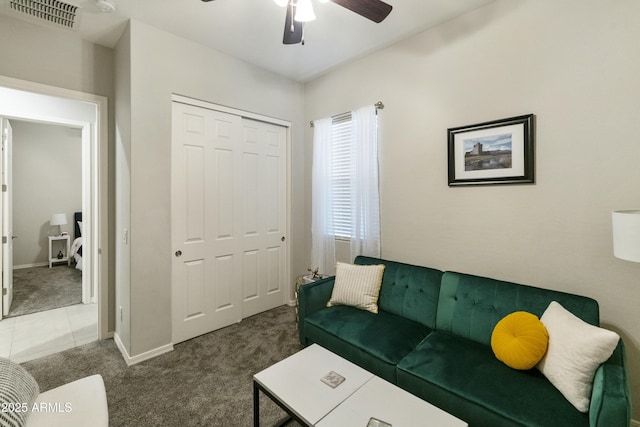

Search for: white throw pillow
xmin=327 ymin=262 xmax=385 ymax=314
xmin=536 ymin=301 xmax=619 ymax=412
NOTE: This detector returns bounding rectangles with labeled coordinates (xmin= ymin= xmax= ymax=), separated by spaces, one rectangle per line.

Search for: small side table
xmin=295 ymin=274 xmax=327 ymax=327
xmin=48 ymin=235 xmax=71 ymax=268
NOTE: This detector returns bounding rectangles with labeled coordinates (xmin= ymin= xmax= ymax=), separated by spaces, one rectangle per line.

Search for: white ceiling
xmin=4 ymin=0 xmax=495 ymax=82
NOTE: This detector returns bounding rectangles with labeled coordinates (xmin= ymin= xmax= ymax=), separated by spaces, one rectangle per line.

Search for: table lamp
xmin=612 ymin=210 xmax=640 ymax=262
xmin=50 ymin=213 xmax=68 ymax=236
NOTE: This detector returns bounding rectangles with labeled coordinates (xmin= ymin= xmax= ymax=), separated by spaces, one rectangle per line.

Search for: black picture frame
xmin=448 ymin=114 xmax=535 ymax=186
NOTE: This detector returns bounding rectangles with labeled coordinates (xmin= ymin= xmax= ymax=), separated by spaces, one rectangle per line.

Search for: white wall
xmin=304 ymin=0 xmax=640 ymax=418
xmin=115 ymin=20 xmax=306 ymax=357
xmin=0 ymin=15 xmax=113 ymax=97
xmin=114 ymin=23 xmax=132 ymax=353
xmin=11 ymin=121 xmax=82 ymax=267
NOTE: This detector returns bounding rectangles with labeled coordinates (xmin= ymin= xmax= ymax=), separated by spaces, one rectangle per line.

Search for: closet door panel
xmin=172 ymin=103 xmax=242 ymax=344
xmin=241 ymin=119 xmax=287 ymax=318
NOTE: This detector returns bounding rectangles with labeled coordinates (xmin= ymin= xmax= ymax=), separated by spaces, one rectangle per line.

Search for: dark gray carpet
xmin=22 ymin=305 xmax=304 ymax=427
xmin=8 ymin=265 xmax=82 ymax=318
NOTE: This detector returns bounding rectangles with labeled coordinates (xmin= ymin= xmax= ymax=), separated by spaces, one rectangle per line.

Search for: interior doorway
xmin=0 ymin=76 xmax=108 ymax=362
xmin=6 ymin=120 xmax=85 ymax=318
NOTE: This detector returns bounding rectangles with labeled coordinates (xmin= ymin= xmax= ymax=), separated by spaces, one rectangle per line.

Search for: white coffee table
xmin=253 ymin=344 xmax=467 ymax=427
xmin=253 ymin=344 xmax=374 ymax=426
xmin=316 ymin=376 xmax=467 ymax=427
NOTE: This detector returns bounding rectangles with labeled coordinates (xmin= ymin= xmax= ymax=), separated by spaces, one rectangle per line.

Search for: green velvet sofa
xmin=297 ymin=256 xmax=631 ymax=427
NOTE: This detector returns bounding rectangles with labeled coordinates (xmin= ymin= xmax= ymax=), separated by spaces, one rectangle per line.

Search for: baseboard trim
xmin=14 ymin=262 xmax=48 ymax=270
xmin=114 ymin=333 xmax=173 ymax=366
xmin=113 ymin=333 xmax=130 ymax=364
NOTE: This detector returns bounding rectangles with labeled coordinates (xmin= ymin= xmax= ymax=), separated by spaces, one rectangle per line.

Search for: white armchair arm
xmin=26 ymin=374 xmax=108 ymax=427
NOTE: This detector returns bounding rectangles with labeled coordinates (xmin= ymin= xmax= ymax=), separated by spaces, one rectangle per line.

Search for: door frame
xmin=0 ymin=75 xmax=109 ymax=339
xmin=171 ymin=94 xmax=292 ymax=332
xmin=1 ymin=118 xmax=13 ymax=318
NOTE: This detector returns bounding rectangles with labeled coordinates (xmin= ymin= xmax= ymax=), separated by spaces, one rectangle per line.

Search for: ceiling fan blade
xmin=330 ymin=0 xmax=392 ymax=23
xmin=201 ymin=0 xmax=215 ymax=2
xmin=283 ymin=4 xmax=303 ymax=45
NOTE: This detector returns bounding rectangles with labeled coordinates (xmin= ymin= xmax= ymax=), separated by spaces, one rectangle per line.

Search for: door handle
xmin=175 ymin=250 xmax=182 ymax=257
xmin=281 ymin=236 xmax=286 ymax=242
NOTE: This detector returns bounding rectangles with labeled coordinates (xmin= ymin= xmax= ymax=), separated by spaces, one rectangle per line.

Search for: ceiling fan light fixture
xmin=294 ymin=0 xmax=316 ymax=22
xmin=273 ymin=0 xmax=289 ymax=7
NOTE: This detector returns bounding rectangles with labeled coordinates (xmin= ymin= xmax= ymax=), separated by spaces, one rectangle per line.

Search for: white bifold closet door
xmin=171 ymin=101 xmax=287 ymax=344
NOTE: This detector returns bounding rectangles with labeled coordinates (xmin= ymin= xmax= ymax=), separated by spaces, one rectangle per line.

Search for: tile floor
xmin=0 ymin=303 xmax=98 ymax=363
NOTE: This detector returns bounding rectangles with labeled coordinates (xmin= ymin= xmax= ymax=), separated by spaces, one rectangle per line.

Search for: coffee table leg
xmin=253 ymin=380 xmax=260 ymax=427
xmin=274 ymin=416 xmax=293 ymax=427
xmin=254 ymin=379 xmax=306 ymax=426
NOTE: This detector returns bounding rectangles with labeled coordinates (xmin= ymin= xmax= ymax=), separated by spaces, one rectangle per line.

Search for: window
xmin=330 ymin=113 xmax=352 ymax=239
xmin=311 ymin=104 xmax=380 ymax=274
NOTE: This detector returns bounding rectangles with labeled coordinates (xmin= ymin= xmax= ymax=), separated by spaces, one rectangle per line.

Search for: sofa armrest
xmin=297 ymin=276 xmax=335 ymax=345
xmin=589 ymin=340 xmax=631 ymax=427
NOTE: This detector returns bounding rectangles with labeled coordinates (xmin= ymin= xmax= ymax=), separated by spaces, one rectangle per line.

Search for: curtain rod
xmin=309 ymin=101 xmax=384 ymax=128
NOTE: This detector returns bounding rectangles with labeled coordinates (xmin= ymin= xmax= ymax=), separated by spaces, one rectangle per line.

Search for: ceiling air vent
xmin=3 ymin=0 xmax=81 ymax=31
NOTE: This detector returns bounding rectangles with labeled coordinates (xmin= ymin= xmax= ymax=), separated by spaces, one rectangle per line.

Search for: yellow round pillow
xmin=491 ymin=311 xmax=549 ymax=370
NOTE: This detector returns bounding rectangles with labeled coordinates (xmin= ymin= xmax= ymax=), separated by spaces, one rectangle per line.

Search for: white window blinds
xmin=331 ymin=113 xmax=352 ymax=239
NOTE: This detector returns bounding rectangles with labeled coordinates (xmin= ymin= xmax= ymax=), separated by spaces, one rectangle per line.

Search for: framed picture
xmin=448 ymin=114 xmax=535 ymax=186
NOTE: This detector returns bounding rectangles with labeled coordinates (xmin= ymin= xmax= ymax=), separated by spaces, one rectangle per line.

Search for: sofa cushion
xmin=327 ymin=262 xmax=385 ymax=313
xmin=354 ymin=256 xmax=443 ymax=328
xmin=491 ymin=311 xmax=548 ymax=370
xmin=304 ymin=305 xmax=432 ymax=383
xmin=537 ymin=301 xmax=620 ymax=413
xmin=397 ymin=332 xmax=589 ymax=427
xmin=436 ymin=271 xmax=600 ymax=347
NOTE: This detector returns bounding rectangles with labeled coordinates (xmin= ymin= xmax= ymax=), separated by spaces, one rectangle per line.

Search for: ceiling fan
xmin=201 ymin=0 xmax=393 ymax=45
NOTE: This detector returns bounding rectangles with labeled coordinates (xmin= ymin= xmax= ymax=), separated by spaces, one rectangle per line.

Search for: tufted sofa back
xmin=436 ymin=271 xmax=600 ymax=346
xmin=354 ymin=256 xmax=443 ymax=329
